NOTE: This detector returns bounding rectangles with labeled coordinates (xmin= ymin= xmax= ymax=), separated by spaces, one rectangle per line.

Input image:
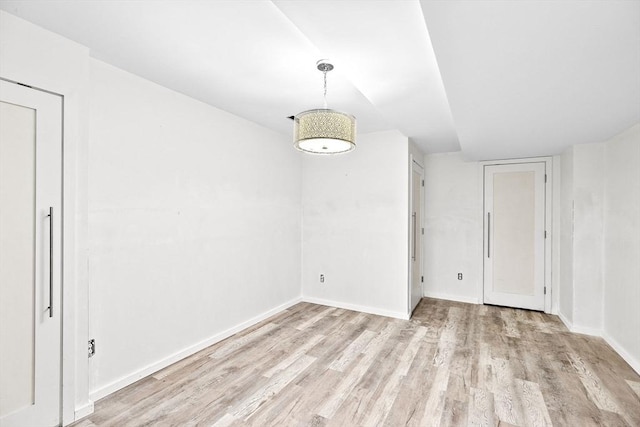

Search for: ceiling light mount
xmin=316 ymin=61 xmax=334 ymax=73
xmin=293 ymin=59 xmax=356 ymax=155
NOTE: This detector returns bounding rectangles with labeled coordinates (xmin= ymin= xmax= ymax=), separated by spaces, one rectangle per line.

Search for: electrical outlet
xmin=457 ymin=273 xmax=463 ymax=280
xmin=320 ymin=274 xmax=324 ymax=283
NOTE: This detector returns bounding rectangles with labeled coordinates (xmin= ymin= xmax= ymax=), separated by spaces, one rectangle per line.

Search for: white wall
xmin=603 ymin=124 xmax=640 ymax=372
xmin=88 ymin=59 xmax=302 ymax=399
xmin=0 ymin=11 xmax=90 ymax=423
xmin=301 ymin=130 xmax=409 ymax=318
xmin=572 ymin=143 xmax=605 ymax=332
xmin=559 ymin=142 xmax=607 ymax=334
xmin=559 ymin=147 xmax=574 ymax=324
xmin=423 ymin=153 xmax=559 ymax=311
xmin=1 ymin=11 xmax=416 ymax=421
xmin=557 ymin=124 xmax=639 ymax=373
xmin=5 ymin=6 xmax=636 ymax=419
xmin=423 ymin=152 xmax=482 ymax=303
xmin=2 ymin=12 xmax=303 ymax=416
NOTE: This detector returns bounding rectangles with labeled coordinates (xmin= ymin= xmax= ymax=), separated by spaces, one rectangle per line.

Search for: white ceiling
xmin=1 ymin=0 xmax=638 ymax=160
xmin=421 ymin=0 xmax=640 ymax=160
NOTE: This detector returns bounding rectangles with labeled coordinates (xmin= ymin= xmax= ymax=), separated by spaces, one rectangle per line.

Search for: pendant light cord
xmin=323 ymin=69 xmax=328 ymax=108
xmin=317 ymin=61 xmax=333 ymax=109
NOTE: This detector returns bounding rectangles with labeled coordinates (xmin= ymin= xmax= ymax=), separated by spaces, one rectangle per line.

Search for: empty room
xmin=0 ymin=1 xmax=639 ymax=426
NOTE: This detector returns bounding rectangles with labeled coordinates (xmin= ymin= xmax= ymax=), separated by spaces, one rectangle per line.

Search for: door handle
xmin=47 ymin=207 xmax=53 ymax=318
xmin=412 ymin=212 xmax=417 ymax=261
xmin=487 ymin=212 xmax=491 ymax=259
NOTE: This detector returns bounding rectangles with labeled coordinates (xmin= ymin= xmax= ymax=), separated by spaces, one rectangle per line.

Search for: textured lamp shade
xmin=294 ymin=109 xmax=356 ymax=154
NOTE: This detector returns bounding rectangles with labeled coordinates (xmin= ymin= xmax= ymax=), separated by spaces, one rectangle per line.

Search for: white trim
xmin=303 ymin=296 xmax=410 ymax=320
xmin=411 ymin=157 xmax=425 ymax=169
xmin=423 ymin=292 xmax=480 ymax=305
xmin=544 ymin=159 xmax=553 ymax=313
xmin=74 ymin=401 xmax=94 ymax=420
xmin=88 ymin=296 xmax=302 ymax=402
xmin=557 ymin=310 xmax=574 ymax=331
xmin=550 ymin=156 xmax=562 ymax=315
xmin=602 ymin=331 xmax=640 ymax=375
xmin=567 ymin=325 xmax=602 ymax=337
xmin=557 ymin=311 xmax=601 ymax=336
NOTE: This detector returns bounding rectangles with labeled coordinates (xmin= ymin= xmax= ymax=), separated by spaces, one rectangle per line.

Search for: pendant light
xmin=293 ymin=60 xmax=356 ymax=154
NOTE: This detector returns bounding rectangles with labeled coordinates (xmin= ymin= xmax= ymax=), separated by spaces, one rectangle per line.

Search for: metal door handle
xmin=487 ymin=212 xmax=491 ymax=258
xmin=47 ymin=207 xmax=53 ymax=318
xmin=412 ymin=212 xmax=416 ymax=261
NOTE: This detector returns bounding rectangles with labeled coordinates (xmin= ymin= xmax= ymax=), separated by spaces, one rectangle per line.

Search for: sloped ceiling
xmin=1 ymin=0 xmax=638 ymax=160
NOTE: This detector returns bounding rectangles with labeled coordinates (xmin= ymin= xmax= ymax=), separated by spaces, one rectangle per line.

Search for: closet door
xmin=0 ymin=80 xmax=62 ymax=427
xmin=483 ymin=162 xmax=546 ymax=311
xmin=410 ymin=158 xmax=424 ymax=314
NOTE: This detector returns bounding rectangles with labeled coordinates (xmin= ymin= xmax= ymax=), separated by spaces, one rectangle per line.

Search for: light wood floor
xmin=72 ymin=298 xmax=640 ymax=426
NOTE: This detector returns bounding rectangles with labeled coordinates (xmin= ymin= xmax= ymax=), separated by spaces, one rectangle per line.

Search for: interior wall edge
xmin=88 ymin=296 xmax=303 ymax=403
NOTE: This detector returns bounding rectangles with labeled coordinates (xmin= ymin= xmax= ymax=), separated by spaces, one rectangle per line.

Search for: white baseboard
xmin=558 ymin=312 xmax=639 ymax=375
xmin=557 ymin=311 xmax=573 ymax=331
xmin=423 ymin=291 xmax=480 ymax=305
xmin=89 ymin=296 xmax=303 ymax=402
xmin=570 ymin=324 xmax=602 ymax=336
xmin=302 ymin=296 xmax=410 ymax=320
xmin=557 ymin=312 xmax=602 ymax=336
xmin=73 ymin=400 xmax=94 ymax=422
xmin=602 ymin=330 xmax=640 ymax=375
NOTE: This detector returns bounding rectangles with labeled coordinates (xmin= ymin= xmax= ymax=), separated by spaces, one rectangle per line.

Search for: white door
xmin=410 ymin=159 xmax=424 ymax=313
xmin=0 ymin=80 xmax=62 ymax=427
xmin=483 ymin=162 xmax=546 ymax=311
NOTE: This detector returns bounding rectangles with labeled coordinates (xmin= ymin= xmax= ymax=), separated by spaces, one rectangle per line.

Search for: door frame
xmin=479 ymin=157 xmax=553 ymax=313
xmin=408 ymin=155 xmax=424 ymax=315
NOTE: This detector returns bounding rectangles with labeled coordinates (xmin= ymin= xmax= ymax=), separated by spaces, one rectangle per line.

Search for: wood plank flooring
xmin=72 ymin=298 xmax=640 ymax=426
